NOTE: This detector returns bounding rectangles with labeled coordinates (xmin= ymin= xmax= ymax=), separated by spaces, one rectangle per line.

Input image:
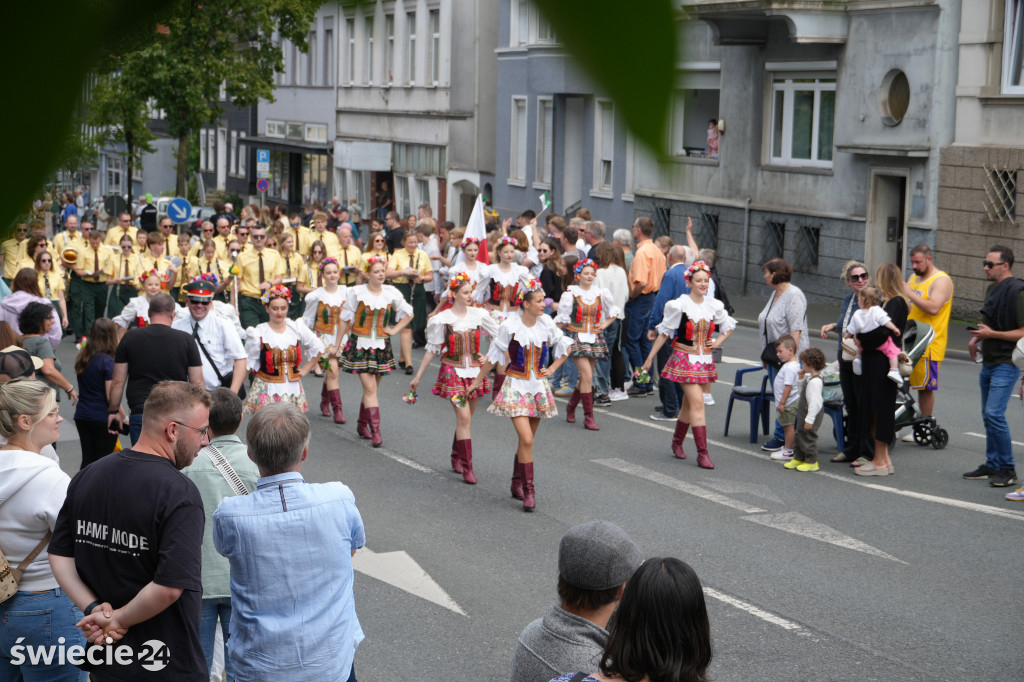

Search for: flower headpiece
xmin=515 ymin=278 xmax=544 ymax=305
xmin=460 ymin=236 xmax=483 ymax=248
xmin=684 ymin=260 xmax=712 ymax=283
xmin=319 ymin=257 xmax=340 ymax=273
xmin=363 ymin=255 xmax=387 ymax=272
xmin=573 ymin=258 xmax=597 ymax=280
xmin=192 ymin=271 xmax=220 ymax=288
xmin=447 ymin=271 xmax=474 ymax=300
xmin=497 ymin=236 xmax=518 ymax=249
xmin=138 ymin=269 xmax=165 ymax=288
xmin=260 ymin=284 xmax=292 ymax=305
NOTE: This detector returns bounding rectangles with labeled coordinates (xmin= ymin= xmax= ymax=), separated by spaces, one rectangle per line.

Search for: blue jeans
xmin=594 ymin=319 xmax=621 ymax=396
xmin=200 ymin=597 xmax=233 ymax=681
xmin=129 ymin=409 xmax=143 ymax=445
xmin=624 ymin=293 xmax=656 ymax=389
xmin=766 ymin=364 xmax=785 ymax=443
xmin=0 ymin=588 xmax=88 ymax=682
xmin=551 ymin=355 xmax=578 ymax=389
xmin=657 ymin=341 xmax=683 ymax=417
xmin=979 ymin=363 xmax=1020 ymax=471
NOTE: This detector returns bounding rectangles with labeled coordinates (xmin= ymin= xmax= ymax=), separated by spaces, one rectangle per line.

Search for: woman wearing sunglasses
xmin=34 ymin=250 xmax=68 ymax=330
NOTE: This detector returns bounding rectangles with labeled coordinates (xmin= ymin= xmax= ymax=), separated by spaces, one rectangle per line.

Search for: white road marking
xmin=742 ymin=511 xmax=906 ymax=564
xmin=704 ymin=479 xmax=784 ymax=504
xmin=353 ymin=548 xmax=467 ymax=616
xmin=594 ymin=458 xmax=766 ymax=513
xmin=702 ymin=587 xmax=811 ymax=636
xmin=965 ymin=431 xmax=1024 ymax=448
xmin=721 ymin=355 xmax=761 ymax=367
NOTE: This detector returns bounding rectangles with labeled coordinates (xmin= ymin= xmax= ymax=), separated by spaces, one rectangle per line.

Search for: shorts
xmin=910 ymin=354 xmax=940 ymax=391
xmin=777 ymin=402 xmax=798 ymax=426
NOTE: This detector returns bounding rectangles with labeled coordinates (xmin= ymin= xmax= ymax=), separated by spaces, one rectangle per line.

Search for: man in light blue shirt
xmin=214 ymin=404 xmax=365 ymax=681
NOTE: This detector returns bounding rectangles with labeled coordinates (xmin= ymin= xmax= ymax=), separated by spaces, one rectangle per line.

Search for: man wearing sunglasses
xmin=173 ymin=277 xmax=247 ymax=397
xmin=0 ymin=222 xmax=27 ymax=285
xmin=965 ymin=245 xmax=1024 ymax=490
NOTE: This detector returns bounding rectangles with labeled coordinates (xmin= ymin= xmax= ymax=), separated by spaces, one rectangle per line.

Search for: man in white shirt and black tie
xmin=173 ymin=276 xmax=247 ymax=397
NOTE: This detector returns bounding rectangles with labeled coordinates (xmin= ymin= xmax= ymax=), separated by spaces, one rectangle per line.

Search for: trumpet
xmin=61 ymin=248 xmax=79 ymax=265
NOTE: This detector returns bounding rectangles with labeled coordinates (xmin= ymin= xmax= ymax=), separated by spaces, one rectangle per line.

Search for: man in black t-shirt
xmin=108 ymin=293 xmax=203 ymax=444
xmin=138 ymin=193 xmax=158 ymax=233
xmin=384 ymin=210 xmax=406 ymax=254
xmin=49 ymin=381 xmax=211 ymax=681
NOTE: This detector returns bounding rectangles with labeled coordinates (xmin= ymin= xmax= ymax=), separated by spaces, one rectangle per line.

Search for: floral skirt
xmin=433 ymin=364 xmax=490 ymax=400
xmin=488 ymin=381 xmax=558 ymax=418
xmin=565 ymin=329 xmax=608 ymax=359
xmin=243 ymin=377 xmax=308 ymax=415
xmin=340 ymin=338 xmax=396 ymax=375
xmin=662 ymin=350 xmax=717 ymax=385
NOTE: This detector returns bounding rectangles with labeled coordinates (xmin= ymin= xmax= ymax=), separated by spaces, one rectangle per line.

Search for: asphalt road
xmin=53 ymin=326 xmax=1024 ymax=681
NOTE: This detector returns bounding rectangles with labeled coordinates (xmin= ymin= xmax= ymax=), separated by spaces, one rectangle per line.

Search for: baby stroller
xmin=894 ymin=320 xmax=949 ymax=449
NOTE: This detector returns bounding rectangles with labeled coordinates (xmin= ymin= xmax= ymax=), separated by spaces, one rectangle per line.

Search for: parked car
xmin=189 ymin=206 xmax=217 ymax=236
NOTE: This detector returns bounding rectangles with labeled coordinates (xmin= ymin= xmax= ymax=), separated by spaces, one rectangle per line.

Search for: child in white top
xmin=844 ymin=286 xmax=903 ymax=385
xmin=784 ymin=347 xmax=827 ymax=472
xmin=771 ymin=335 xmax=801 ymax=462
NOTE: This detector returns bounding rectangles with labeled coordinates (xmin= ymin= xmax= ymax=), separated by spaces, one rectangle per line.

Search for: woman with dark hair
xmin=35 ymin=249 xmax=68 ymax=330
xmin=539 ymin=238 xmax=566 ymax=315
xmin=74 ymin=317 xmax=122 ymax=467
xmin=757 ymin=258 xmax=808 ymax=456
xmin=17 ymin=233 xmax=53 ymax=272
xmin=1 ymin=268 xmax=61 ymax=350
xmin=853 ymin=263 xmax=908 ymax=477
xmin=19 ymin=302 xmax=77 ymax=405
xmin=553 ymin=557 xmax=713 ymax=682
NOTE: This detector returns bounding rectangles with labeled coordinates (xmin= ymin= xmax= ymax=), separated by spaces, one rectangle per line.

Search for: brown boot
xmin=582 ymin=391 xmax=599 ymax=431
xmin=694 ymin=426 xmax=713 ymax=469
xmin=356 ymin=404 xmax=371 ymax=439
xmin=510 ymin=456 xmax=524 ymax=500
xmin=458 ymin=439 xmax=477 ymax=484
xmin=565 ymin=388 xmax=580 ymax=423
xmin=329 ymin=389 xmax=346 ymax=424
xmin=450 ymin=434 xmax=463 ymax=473
xmin=320 ymin=384 xmax=331 ymax=417
xmin=521 ymin=461 xmax=535 ymax=511
xmin=672 ymin=421 xmax=690 ymax=459
xmin=368 ymin=407 xmax=382 ymax=448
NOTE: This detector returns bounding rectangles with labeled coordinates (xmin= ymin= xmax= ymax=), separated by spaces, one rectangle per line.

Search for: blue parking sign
xmin=257 ymin=149 xmax=270 ymax=164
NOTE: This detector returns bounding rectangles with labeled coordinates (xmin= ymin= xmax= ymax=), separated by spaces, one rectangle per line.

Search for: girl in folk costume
xmin=553 ymin=258 xmax=620 ymax=431
xmin=111 ymin=269 xmax=174 ymax=336
xmin=242 ymin=285 xmax=325 ymax=415
xmin=337 ymin=256 xmax=414 ymax=447
xmin=302 ymin=257 xmax=349 ymax=424
xmin=443 ymin=236 xmax=486 ymax=302
xmin=409 ymin=272 xmax=499 ymax=484
xmin=474 ymin=236 xmax=532 ymax=396
xmin=642 ymin=261 xmax=736 ymax=469
xmin=467 ymin=279 xmax=572 ymax=511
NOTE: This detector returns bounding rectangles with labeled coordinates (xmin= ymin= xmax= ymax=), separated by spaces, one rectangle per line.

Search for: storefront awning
xmin=240 ymin=136 xmax=331 ymax=154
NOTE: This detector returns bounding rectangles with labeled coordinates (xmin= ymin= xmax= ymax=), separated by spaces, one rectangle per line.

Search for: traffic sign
xmin=168 ymin=197 xmax=192 ymax=224
xmin=104 ymin=195 xmax=127 ymax=218
xmin=256 ymin=178 xmax=269 ymax=192
xmin=256 ymin=149 xmax=269 ymax=164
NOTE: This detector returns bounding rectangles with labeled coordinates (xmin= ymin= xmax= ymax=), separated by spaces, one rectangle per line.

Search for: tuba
xmin=61 ymin=248 xmax=79 ymax=265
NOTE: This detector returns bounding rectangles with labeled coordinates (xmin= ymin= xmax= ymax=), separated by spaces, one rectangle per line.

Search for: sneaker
xmin=650 ymin=412 xmax=677 ymax=421
xmin=627 ymin=386 xmax=653 ymax=397
xmin=761 ymin=438 xmax=785 ymax=452
xmin=553 ymin=386 xmax=574 ymax=398
xmin=783 ymin=458 xmax=802 ymax=469
xmin=989 ymin=469 xmax=1018 ymax=488
xmin=703 ymin=393 xmax=715 ymax=406
xmin=595 ymin=394 xmax=611 ymax=405
xmin=652 ymin=405 xmax=664 ymax=414
xmin=963 ymin=464 xmax=997 ymax=480
xmin=901 ymin=432 xmax=917 ymax=443
xmin=886 ymin=368 xmax=904 ymax=385
xmin=1005 ymin=488 xmax=1024 ymax=501
xmin=770 ymin=448 xmax=795 ymax=461
xmin=796 ymin=461 xmax=820 ymax=472
xmin=608 ymin=389 xmax=629 ymax=402
xmin=852 ymin=357 xmax=862 ymax=375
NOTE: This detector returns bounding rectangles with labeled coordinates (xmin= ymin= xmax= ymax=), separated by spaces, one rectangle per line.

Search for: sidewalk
xmin=728 ymin=292 xmax=972 ymax=363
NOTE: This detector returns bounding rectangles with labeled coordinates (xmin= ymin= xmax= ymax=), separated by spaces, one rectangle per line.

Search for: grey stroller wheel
xmin=931 ymin=428 xmax=948 ymax=450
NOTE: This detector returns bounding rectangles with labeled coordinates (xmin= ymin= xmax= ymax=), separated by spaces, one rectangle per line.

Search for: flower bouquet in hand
xmin=450 ymin=392 xmax=468 ymax=409
xmin=632 ymin=367 xmax=651 ymax=385
xmin=402 ymin=391 xmax=418 ymax=405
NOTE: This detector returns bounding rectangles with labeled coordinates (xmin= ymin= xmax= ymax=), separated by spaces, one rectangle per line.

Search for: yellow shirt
xmin=236 ymin=248 xmax=285 ymax=297
xmin=279 ymin=253 xmax=309 ymax=288
xmin=53 ymin=230 xmax=85 ymax=255
xmin=336 ymin=245 xmax=363 ymax=286
xmin=1 ymin=239 xmax=21 ymax=279
xmin=17 ymin=256 xmax=63 ymax=277
xmin=106 ymin=252 xmax=146 ymax=289
xmin=907 ymin=270 xmax=953 ymax=362
xmin=188 ymin=256 xmax=229 ymax=283
xmin=290 ymin=226 xmax=314 ymax=255
xmin=154 ymin=233 xmax=183 ymax=259
xmin=308 ymin=229 xmax=341 ymax=259
xmin=141 ymin=255 xmax=174 ymax=281
xmin=105 ymin=225 xmax=139 ymax=247
xmin=213 ymin=234 xmax=233 ymax=259
xmin=387 ymin=249 xmax=433 ymax=285
xmin=37 ymin=270 xmax=64 ymax=299
xmin=75 ymin=244 xmax=111 ymax=282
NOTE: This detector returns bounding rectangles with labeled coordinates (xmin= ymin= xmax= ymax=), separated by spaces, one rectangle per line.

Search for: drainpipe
xmin=741 ymin=196 xmax=752 ymax=295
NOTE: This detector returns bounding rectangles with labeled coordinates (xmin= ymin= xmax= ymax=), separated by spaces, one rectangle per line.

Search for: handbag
xmin=760 ymin=296 xmax=782 ymax=369
xmin=1 ymin=532 xmax=52 ymax=604
xmin=1013 ymin=335 xmax=1024 ymax=370
xmin=841 ymin=339 xmax=858 ymax=363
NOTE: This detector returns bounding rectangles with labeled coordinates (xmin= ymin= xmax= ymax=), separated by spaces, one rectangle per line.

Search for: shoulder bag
xmin=204 ymin=444 xmax=251 ymax=496
xmin=1 ymin=531 xmax=52 ymax=604
xmin=194 ymin=324 xmax=247 ymax=400
xmin=760 ymin=295 xmax=783 ymax=369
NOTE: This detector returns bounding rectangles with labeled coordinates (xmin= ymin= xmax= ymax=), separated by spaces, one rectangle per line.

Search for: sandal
xmin=850 ymin=457 xmax=869 ymax=468
xmin=831 ymin=452 xmax=854 ymax=463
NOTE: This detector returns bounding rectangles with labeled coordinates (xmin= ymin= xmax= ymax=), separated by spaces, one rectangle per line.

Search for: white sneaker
xmin=887 ymin=368 xmax=904 ymax=385
xmin=901 ymin=432 xmax=917 ymax=443
xmin=852 ymin=357 xmax=862 ymax=375
xmin=770 ymin=448 xmax=795 ymax=461
xmin=703 ymin=393 xmax=715 ymax=406
xmin=609 ymin=389 xmax=629 ymax=402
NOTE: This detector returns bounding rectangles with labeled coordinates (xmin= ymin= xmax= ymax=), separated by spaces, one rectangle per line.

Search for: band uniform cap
xmin=184 ymin=280 xmax=217 ymax=300
xmin=0 ymin=347 xmax=43 ymax=377
xmin=558 ymin=520 xmax=643 ymax=591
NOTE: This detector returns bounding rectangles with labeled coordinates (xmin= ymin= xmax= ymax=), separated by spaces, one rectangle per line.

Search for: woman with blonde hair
xmin=35 ymin=249 xmax=68 ymax=330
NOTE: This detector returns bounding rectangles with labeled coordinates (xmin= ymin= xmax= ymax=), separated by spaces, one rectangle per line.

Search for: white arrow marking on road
xmin=965 ymin=431 xmax=1024 ymax=448
xmin=702 ymin=587 xmax=811 ymax=636
xmin=353 ymin=548 xmax=467 ymax=616
xmin=171 ymin=204 xmax=188 ymax=220
xmin=704 ymin=479 xmax=784 ymax=504
xmin=742 ymin=511 xmax=906 ymax=564
xmin=594 ymin=458 xmax=767 ymax=514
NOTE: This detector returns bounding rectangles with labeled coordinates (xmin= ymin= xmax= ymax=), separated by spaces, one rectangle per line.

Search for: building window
xmin=269 ymin=150 xmax=289 ymax=201
xmin=407 ymin=12 xmax=416 ymax=85
xmin=769 ymin=75 xmax=835 ymax=168
xmin=305 ymin=124 xmax=327 ymax=143
xmin=395 ymin=175 xmax=411 ymax=216
xmin=510 ymin=0 xmax=529 ymax=47
xmin=670 ymin=88 xmax=721 ymax=158
xmin=1005 ymin=0 xmax=1024 ymax=93
xmin=793 ymin=225 xmax=820 ymax=271
xmin=536 ymin=98 xmax=553 ymax=186
xmin=199 ymin=130 xmax=208 ymax=171
xmin=416 ymin=178 xmax=430 ymax=209
xmin=594 ymin=100 xmax=614 ymax=193
xmin=983 ymin=167 xmax=1018 ymax=221
xmin=238 ymin=132 xmax=247 ymax=177
xmin=302 ymin=153 xmax=328 ymax=205
xmin=510 ymin=96 xmax=528 ymax=183
xmin=429 ymin=9 xmax=440 ymax=85
xmin=346 ymin=18 xmax=356 ymax=85
xmin=207 ymin=129 xmax=217 ymax=173
xmin=385 ymin=14 xmax=395 ymax=84
xmin=696 ymin=211 xmax=719 ymax=251
xmin=266 ymin=120 xmax=286 ymax=138
xmin=230 ymin=130 xmax=238 ymax=176
xmin=535 ymin=7 xmax=554 ymax=43
xmin=324 ymin=22 xmax=334 ymax=86
xmin=652 ymin=207 xmax=670 ymax=238
xmin=762 ymin=221 xmax=785 ymax=263
xmin=286 ymin=122 xmax=303 ymax=140
xmin=108 ymin=156 xmax=122 ymax=194
xmin=364 ymin=16 xmax=375 ymax=84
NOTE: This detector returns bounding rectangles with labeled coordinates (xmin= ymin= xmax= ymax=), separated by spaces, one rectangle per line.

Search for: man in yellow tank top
xmin=903 ymin=244 xmax=953 ymax=431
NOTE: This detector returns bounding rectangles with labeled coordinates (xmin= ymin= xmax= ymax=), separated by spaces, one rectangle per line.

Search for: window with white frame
xmin=364 ymin=16 xmax=375 ymax=84
xmin=108 ymin=156 xmax=122 ymax=193
xmin=324 ymin=23 xmax=334 ymax=86
xmin=1004 ymin=0 xmax=1024 ymax=93
xmin=230 ymin=130 xmax=239 ymax=176
xmin=670 ymin=87 xmax=721 ymax=158
xmin=594 ymin=100 xmax=614 ymax=193
xmin=510 ymin=97 xmax=528 ymax=183
xmin=385 ymin=14 xmax=395 ymax=84
xmin=429 ymin=9 xmax=440 ymax=85
xmin=238 ymin=132 xmax=247 ymax=177
xmin=395 ymin=175 xmax=411 ymax=216
xmin=416 ymin=178 xmax=430 ymax=209
xmin=536 ymin=98 xmax=553 ymax=186
xmin=535 ymin=7 xmax=554 ymax=43
xmin=286 ymin=122 xmax=303 ymax=140
xmin=407 ymin=12 xmax=417 ymax=85
xmin=266 ymin=120 xmax=286 ymax=138
xmin=769 ymin=75 xmax=835 ymax=167
xmin=346 ymin=18 xmax=356 ymax=85
xmin=305 ymin=124 xmax=327 ymax=143
xmin=510 ymin=0 xmax=529 ymax=47
xmin=199 ymin=130 xmax=208 ymax=171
